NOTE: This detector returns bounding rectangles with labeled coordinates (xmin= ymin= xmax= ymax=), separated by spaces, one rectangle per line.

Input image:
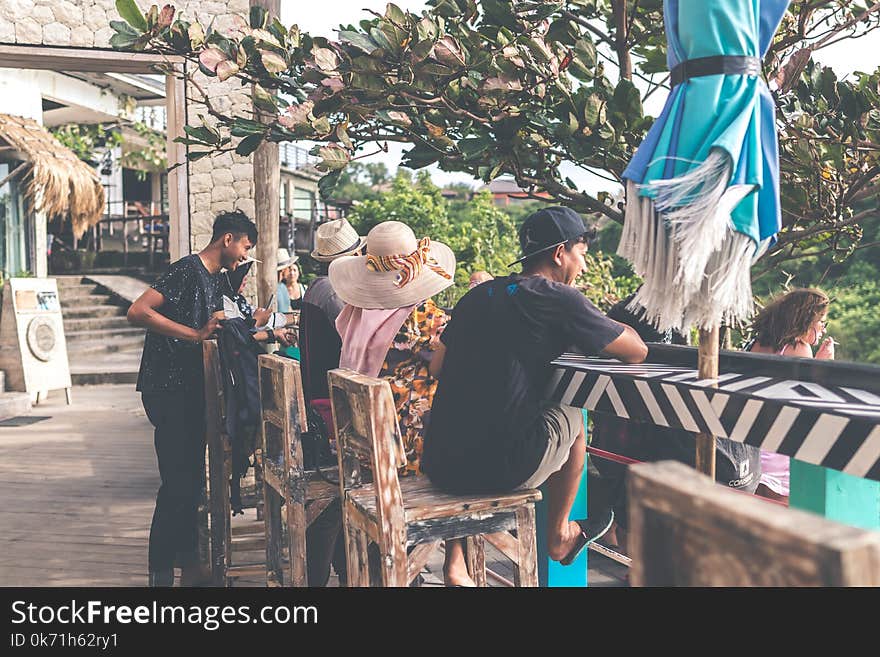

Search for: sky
xmin=279 ymin=1 xmax=880 ymax=193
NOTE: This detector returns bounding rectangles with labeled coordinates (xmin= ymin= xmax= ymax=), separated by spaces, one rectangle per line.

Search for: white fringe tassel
xmin=618 ymin=149 xmax=756 ymax=332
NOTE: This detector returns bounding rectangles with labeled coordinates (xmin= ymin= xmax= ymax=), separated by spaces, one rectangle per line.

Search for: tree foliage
xmin=111 ymin=0 xmax=880 ymax=268
xmin=345 ymin=168 xmax=630 ymax=306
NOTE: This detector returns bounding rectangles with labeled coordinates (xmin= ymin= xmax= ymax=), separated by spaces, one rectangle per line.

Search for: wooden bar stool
xmin=328 ymin=368 xmax=542 ymax=587
xmin=259 ymin=354 xmax=339 ymax=586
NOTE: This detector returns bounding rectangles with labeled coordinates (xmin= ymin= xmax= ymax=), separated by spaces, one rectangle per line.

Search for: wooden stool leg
xmin=285 ymin=485 xmax=308 ymax=587
xmin=376 ymin=535 xmax=408 ymax=587
xmin=514 ymin=506 xmax=539 ymax=587
xmin=255 ymin=450 xmax=265 ymax=521
xmin=264 ymin=483 xmax=284 ymax=586
xmin=345 ymin=524 xmax=371 ymax=587
xmin=465 ymin=535 xmax=488 ymax=587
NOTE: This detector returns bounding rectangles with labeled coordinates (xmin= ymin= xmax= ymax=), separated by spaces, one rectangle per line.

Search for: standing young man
xmin=128 ymin=210 xmax=258 ymax=586
xmin=422 ymin=206 xmax=647 ymax=567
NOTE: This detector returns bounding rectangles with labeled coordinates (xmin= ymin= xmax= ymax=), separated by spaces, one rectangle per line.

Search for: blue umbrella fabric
xmin=619 ymin=0 xmax=790 ymax=332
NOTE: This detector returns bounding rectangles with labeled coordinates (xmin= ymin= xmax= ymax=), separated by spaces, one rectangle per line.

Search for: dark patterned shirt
xmin=136 ymin=254 xmax=223 ymax=393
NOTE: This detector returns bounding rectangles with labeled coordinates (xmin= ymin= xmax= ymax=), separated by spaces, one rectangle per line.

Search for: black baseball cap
xmin=509 ymin=206 xmax=594 ymax=266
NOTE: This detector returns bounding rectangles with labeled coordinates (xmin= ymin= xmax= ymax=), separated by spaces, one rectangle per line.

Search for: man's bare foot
xmin=547 ymin=520 xmax=584 ymax=562
xmin=443 ymin=563 xmax=477 ymax=587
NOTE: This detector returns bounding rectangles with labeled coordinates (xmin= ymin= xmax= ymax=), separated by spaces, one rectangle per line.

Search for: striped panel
xmin=549 ymin=359 xmax=880 ymax=481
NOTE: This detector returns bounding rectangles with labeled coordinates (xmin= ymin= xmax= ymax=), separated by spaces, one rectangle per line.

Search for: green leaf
xmin=385 ymin=3 xmax=406 ymax=26
xmin=116 ymin=0 xmax=148 ymax=32
xmin=183 ymin=125 xmax=220 ymax=145
xmin=235 ymin=134 xmax=264 ymax=156
xmin=401 ymin=145 xmax=441 ymax=168
xmin=259 ymin=50 xmax=288 ymax=74
xmin=338 ymin=30 xmax=378 ymax=54
xmin=249 ymin=5 xmax=267 ymax=29
xmin=459 ymin=136 xmax=493 ymax=158
xmin=317 ymin=144 xmax=351 ymax=171
xmin=110 ymin=30 xmax=141 ymax=50
xmin=252 ymin=85 xmax=278 ymax=113
xmin=318 ymin=170 xmax=343 ymax=200
xmin=230 ymin=119 xmax=266 ymax=137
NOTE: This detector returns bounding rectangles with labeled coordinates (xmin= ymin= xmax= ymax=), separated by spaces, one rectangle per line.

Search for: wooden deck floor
xmin=0 ymin=384 xmax=626 ymax=588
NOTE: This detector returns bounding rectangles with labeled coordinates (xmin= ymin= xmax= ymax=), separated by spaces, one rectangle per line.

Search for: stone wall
xmin=0 ymin=0 xmax=256 ymax=254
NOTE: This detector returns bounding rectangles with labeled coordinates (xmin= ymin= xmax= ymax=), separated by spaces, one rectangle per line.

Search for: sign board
xmin=0 ymin=278 xmax=72 ymax=403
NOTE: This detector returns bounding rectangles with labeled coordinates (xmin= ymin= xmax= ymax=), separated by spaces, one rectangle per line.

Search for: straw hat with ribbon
xmin=328 ymin=221 xmax=456 ymax=309
xmin=311 ymin=218 xmax=367 ymax=262
xmin=276 ymin=247 xmax=298 ymax=271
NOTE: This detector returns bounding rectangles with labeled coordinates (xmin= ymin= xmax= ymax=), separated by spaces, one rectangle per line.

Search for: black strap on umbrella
xmin=670 ymin=55 xmax=762 ymax=87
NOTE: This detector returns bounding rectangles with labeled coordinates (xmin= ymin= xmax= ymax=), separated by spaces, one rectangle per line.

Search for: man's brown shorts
xmin=518 ymin=404 xmax=584 ymax=489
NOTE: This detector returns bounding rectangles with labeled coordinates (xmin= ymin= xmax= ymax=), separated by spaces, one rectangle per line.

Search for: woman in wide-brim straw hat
xmin=330 ymin=221 xmax=472 ymax=585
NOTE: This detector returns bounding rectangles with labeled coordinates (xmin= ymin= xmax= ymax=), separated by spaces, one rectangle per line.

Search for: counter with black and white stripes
xmin=547 ymin=352 xmax=880 ymax=483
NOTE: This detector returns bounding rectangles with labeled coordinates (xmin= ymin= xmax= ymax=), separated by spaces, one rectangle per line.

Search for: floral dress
xmin=377 ymin=298 xmax=448 ymax=476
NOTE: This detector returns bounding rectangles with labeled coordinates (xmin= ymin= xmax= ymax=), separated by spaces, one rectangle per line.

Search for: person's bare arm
xmin=252 ymin=307 xmax=272 ymax=326
xmin=601 ymin=323 xmax=648 ymax=364
xmin=429 ymin=341 xmax=446 ymax=378
xmin=127 ymin=288 xmax=219 ymax=342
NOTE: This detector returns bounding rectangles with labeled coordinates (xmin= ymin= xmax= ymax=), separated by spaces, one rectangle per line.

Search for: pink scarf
xmin=335 ymin=304 xmax=416 ymax=378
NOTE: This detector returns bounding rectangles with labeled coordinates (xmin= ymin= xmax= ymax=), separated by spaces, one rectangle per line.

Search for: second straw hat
xmin=311 ymin=218 xmax=367 ymax=262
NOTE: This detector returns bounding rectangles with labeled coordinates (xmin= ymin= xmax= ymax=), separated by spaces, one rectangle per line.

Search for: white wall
xmin=0 ymin=69 xmax=43 ymax=124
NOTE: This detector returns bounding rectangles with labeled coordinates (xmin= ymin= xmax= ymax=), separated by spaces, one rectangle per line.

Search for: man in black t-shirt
xmin=128 ymin=211 xmax=258 ymax=587
xmin=422 ymin=206 xmax=647 ymax=566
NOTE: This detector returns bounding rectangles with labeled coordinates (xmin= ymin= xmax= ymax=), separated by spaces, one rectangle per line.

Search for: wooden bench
xmin=328 ymin=368 xmax=543 ymax=587
xmin=628 ymin=461 xmax=880 ymax=586
xmin=203 ymin=339 xmax=266 ymax=586
xmin=258 ymin=354 xmax=339 ymax=586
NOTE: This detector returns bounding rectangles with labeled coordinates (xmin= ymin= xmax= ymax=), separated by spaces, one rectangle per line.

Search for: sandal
xmin=560 ymin=510 xmax=615 ymax=566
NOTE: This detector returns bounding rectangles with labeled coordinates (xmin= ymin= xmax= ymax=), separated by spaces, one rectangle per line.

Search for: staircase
xmin=56 ymin=276 xmax=144 ymax=385
xmin=0 ymin=370 xmax=31 ymax=421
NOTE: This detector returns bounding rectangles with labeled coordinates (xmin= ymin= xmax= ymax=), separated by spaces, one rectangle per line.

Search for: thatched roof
xmin=0 ymin=113 xmax=105 ymax=239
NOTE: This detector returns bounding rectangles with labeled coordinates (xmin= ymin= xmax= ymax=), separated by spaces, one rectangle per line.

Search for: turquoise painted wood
xmin=536 ymin=409 xmax=589 ymax=587
xmin=790 ymin=459 xmax=880 ymax=530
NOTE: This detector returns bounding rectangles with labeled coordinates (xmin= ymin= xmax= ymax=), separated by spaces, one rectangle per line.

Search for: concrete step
xmin=62 ymin=304 xmax=127 ymax=319
xmin=66 ymin=334 xmax=145 ymax=357
xmin=57 ymin=285 xmax=101 ymax=299
xmin=0 ymin=392 xmax=31 ymax=421
xmin=70 ymin=351 xmax=142 ymax=386
xmin=71 ymin=370 xmax=140 ymax=386
xmin=65 ymin=326 xmax=145 ymax=342
xmin=60 ymin=294 xmax=114 ymax=306
xmin=54 ymin=276 xmax=89 ymax=288
xmin=63 ymin=316 xmax=131 ymax=333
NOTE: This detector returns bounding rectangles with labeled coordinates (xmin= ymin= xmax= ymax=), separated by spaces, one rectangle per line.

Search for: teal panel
xmin=790 ymin=459 xmax=880 ymax=530
xmin=536 ymin=409 xmax=589 ymax=587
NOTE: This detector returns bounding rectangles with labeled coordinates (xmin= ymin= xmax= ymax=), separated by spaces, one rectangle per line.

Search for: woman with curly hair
xmin=746 ymin=288 xmax=836 ymax=503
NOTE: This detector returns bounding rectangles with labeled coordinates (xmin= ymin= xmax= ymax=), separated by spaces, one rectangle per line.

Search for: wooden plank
xmin=628 ymin=461 xmax=880 ymax=586
xmin=695 ymin=326 xmax=719 ymax=478
xmin=166 ymin=65 xmax=189 ymax=261
xmin=466 ymin=535 xmax=488 ymax=587
xmin=0 ymin=45 xmax=183 ymax=73
xmin=226 ymin=564 xmax=266 ymax=578
xmin=204 ymin=341 xmax=232 ymax=586
xmin=347 ymin=477 xmax=541 ymax=522
xmin=406 ymin=540 xmax=440 ymax=585
xmin=514 ymin=506 xmax=539 ymax=587
xmin=484 ymin=531 xmax=519 ymax=563
xmin=252 ymin=0 xmax=281 ymax=308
